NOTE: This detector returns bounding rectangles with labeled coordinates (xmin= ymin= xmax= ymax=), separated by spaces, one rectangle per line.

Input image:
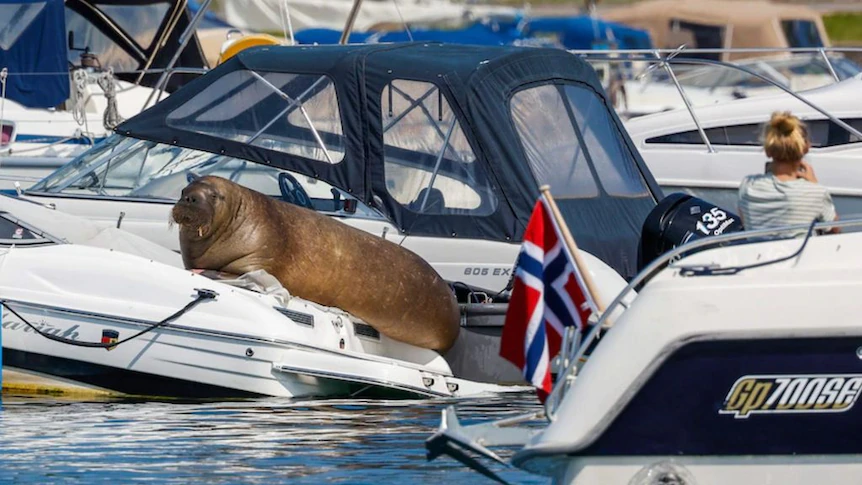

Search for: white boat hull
xmin=555 ymin=456 xmax=862 ymax=485
xmin=0 ymin=244 xmax=512 ymax=398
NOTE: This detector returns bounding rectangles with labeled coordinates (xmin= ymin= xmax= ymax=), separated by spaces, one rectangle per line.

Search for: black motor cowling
xmin=637 ymin=193 xmax=745 ymax=272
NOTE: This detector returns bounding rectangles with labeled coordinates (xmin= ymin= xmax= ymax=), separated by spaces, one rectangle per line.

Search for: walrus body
xmin=171 ymin=175 xmax=460 ymax=352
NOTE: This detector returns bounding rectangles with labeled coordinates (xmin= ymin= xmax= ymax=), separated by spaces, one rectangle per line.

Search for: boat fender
xmin=637 ymin=193 xmax=744 ymax=271
xmin=629 ymin=460 xmax=697 ymax=485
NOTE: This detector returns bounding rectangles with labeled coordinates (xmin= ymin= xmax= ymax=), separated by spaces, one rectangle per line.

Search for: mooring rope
xmin=0 ymin=288 xmax=218 ymax=350
xmin=97 ymin=68 xmax=124 ymax=130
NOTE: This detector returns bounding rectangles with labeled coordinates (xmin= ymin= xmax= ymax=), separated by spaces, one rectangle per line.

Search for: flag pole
xmin=540 ymin=185 xmax=612 ymax=418
xmin=539 ymin=185 xmax=606 ymax=314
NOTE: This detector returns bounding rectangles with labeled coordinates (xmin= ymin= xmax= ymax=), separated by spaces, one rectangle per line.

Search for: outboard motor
xmin=637 ymin=193 xmax=745 ymax=272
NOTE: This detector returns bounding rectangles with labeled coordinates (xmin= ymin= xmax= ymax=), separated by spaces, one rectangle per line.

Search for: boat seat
xmin=409 ymin=187 xmax=446 ymax=213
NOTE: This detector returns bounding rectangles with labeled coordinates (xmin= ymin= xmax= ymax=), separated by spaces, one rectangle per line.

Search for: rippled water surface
xmin=0 ymin=393 xmax=548 ymax=484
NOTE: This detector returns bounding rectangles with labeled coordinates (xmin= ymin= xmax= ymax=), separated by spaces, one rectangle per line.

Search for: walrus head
xmin=171 ymin=176 xmax=227 ymax=240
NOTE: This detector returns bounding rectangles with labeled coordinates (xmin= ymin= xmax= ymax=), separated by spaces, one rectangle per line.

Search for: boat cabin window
xmin=28 ymin=134 xmax=381 ymax=219
xmin=781 ymin=20 xmax=824 ymax=48
xmin=381 ymin=79 xmax=497 ymax=216
xmin=0 ymin=214 xmax=52 ymax=246
xmin=1 ymin=122 xmax=12 ymax=146
xmin=646 ymin=119 xmax=862 ymax=148
xmin=95 ymin=2 xmax=172 ymax=52
xmin=510 ymin=83 xmax=649 ymax=198
xmin=667 ymin=20 xmax=724 ymax=60
xmin=166 ymin=71 xmax=346 ymax=164
xmin=0 ymin=2 xmax=46 ymax=50
xmin=65 ymin=6 xmax=138 ymax=72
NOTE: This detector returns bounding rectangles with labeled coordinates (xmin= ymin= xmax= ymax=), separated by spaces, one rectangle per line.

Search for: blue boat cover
xmin=525 ymin=16 xmax=653 ymax=50
xmin=0 ymin=0 xmax=69 ymax=108
xmin=293 ymin=14 xmax=652 ymax=51
xmin=294 ymin=20 xmax=536 ymax=47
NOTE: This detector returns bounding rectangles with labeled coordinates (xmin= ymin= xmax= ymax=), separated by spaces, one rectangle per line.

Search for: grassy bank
xmin=823 ymin=12 xmax=862 ymax=44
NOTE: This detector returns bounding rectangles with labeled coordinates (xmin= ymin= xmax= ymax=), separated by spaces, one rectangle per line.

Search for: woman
xmin=737 ymin=111 xmax=839 ymax=234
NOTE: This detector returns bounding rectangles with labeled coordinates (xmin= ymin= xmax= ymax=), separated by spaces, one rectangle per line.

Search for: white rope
xmin=97 ymin=67 xmax=124 ymax=130
xmin=71 ymin=69 xmax=89 ymax=127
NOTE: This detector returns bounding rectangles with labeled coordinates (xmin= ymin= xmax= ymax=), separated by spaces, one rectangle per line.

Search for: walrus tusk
xmin=198 ymin=227 xmax=203 ymax=238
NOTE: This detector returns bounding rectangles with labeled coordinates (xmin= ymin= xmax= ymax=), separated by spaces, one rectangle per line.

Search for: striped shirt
xmin=738 ymin=173 xmax=836 ymax=232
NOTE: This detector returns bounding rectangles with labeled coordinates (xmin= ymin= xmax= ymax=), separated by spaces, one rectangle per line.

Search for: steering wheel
xmin=278 ymin=172 xmax=315 ymax=210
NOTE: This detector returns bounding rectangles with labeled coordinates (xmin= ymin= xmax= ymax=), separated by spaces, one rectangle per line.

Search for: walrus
xmin=170 ymin=175 xmax=460 ymax=352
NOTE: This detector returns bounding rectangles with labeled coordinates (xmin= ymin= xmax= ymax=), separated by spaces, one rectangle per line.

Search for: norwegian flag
xmin=500 ymin=194 xmax=596 ymax=402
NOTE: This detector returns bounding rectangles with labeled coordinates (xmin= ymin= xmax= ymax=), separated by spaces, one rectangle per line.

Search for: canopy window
xmin=166 ymin=70 xmax=346 ymax=164
xmin=382 ymin=79 xmax=497 ymax=216
xmin=781 ymin=19 xmax=824 ymax=48
xmin=668 ymin=19 xmax=724 ymax=60
xmin=510 ymin=82 xmax=650 ymax=200
xmin=94 ymin=1 xmax=171 ymax=52
xmin=65 ymin=6 xmax=137 ymax=71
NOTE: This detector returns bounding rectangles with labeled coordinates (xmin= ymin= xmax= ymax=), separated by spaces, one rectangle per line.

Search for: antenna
xmin=392 ymin=0 xmax=414 ymax=42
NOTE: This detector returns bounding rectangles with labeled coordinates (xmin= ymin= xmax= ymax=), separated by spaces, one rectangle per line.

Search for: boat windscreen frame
xmin=64 ymin=0 xmax=208 ymax=90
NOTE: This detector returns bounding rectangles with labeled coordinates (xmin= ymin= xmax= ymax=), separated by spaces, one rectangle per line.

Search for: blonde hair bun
xmin=771 ymin=112 xmax=799 ymax=136
xmin=763 ymin=111 xmax=809 ymax=163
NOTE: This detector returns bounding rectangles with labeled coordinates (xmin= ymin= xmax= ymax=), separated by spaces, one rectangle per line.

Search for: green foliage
xmin=823 ymin=12 xmax=862 ymax=44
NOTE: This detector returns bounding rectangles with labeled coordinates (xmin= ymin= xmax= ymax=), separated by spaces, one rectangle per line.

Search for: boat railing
xmin=0 ymin=65 xmax=209 ymax=154
xmin=544 ymin=215 xmax=862 ymax=420
xmin=565 ymin=46 xmax=862 ymax=152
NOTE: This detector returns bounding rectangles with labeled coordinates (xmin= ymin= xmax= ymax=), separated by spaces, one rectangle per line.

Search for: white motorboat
xmin=4 ymin=42 xmax=657 ymax=388
xmin=602 ymin=0 xmax=831 ymax=62
xmin=624 ymin=69 xmax=862 ymax=220
xmin=608 ymin=52 xmax=860 ymax=119
xmin=426 ymin=208 xmax=862 ymax=484
xmin=0 ymin=191 xmax=529 ymax=398
xmin=0 ymin=0 xmax=224 ymax=189
xmin=214 ymin=0 xmax=518 ymax=37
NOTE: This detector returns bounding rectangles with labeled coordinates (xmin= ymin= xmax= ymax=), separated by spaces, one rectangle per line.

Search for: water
xmin=0 ymin=393 xmax=549 ymax=484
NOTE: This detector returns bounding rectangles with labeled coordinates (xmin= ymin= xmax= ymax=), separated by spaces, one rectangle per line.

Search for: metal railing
xmin=566 ymin=46 xmax=862 ymax=150
xmin=543 ymin=216 xmax=862 ymax=420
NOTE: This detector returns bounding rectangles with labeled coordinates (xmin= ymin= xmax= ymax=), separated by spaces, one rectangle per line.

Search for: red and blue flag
xmin=500 ymin=194 xmax=596 ymax=402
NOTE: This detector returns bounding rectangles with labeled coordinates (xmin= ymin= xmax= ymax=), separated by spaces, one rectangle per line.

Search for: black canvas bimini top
xmin=118 ymin=42 xmax=663 ymax=280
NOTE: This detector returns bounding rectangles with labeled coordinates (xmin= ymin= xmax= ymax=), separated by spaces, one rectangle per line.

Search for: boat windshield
xmin=667 ymin=55 xmax=862 ymax=90
xmin=28 ymin=134 xmax=383 ymax=219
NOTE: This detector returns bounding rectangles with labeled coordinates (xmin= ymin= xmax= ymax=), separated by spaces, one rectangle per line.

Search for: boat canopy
xmin=117 ymin=42 xmax=662 ymax=279
xmin=604 ymin=0 xmax=830 ymax=61
xmin=0 ymin=0 xmax=69 ymax=108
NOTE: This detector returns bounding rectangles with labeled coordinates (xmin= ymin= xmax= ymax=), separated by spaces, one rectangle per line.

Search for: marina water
xmin=0 ymin=392 xmax=547 ymax=484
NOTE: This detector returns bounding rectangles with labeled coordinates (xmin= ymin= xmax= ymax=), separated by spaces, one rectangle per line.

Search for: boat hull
xmin=555 ymin=456 xmax=862 ymax=485
xmin=0 ymin=244 xmax=503 ymax=399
